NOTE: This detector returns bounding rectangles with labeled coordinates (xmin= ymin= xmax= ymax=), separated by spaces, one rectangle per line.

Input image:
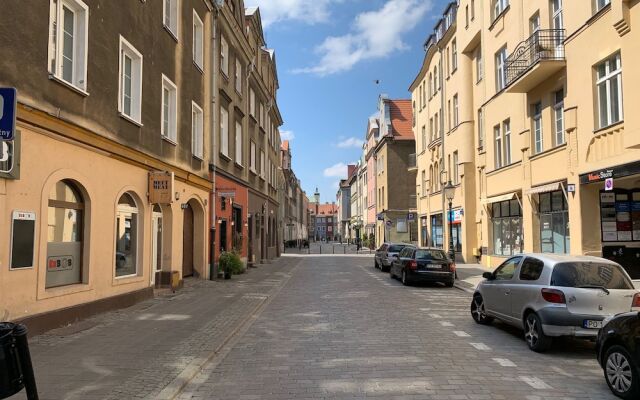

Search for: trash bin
xmin=0 ymin=323 xmax=38 ymax=400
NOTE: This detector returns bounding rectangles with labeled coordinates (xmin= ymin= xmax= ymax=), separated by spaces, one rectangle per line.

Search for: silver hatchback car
xmin=471 ymin=254 xmax=640 ymax=352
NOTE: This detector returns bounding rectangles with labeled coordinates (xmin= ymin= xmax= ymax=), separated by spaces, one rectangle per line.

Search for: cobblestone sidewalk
xmin=10 ymin=257 xmax=300 ymax=400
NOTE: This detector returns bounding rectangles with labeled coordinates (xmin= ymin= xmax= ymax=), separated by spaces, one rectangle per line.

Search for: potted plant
xmin=219 ymin=251 xmax=245 ymax=279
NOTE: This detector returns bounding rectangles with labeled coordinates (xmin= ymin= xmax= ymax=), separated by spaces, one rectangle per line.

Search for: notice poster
xmin=633 ymin=192 xmax=640 ymax=240
xmin=616 ymin=193 xmax=632 ymax=241
xmin=600 ymin=192 xmax=617 ymax=242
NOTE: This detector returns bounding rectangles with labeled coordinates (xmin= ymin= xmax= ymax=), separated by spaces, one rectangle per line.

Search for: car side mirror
xmin=482 ymin=272 xmax=494 ymax=280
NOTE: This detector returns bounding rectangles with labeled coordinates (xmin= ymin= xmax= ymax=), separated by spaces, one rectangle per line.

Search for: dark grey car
xmin=375 ymin=243 xmax=412 ymax=272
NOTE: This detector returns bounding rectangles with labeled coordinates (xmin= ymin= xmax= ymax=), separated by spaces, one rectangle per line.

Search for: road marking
xmin=519 ymin=376 xmax=552 ymax=390
xmin=429 ymin=313 xmax=442 ymax=318
xmin=453 ymin=331 xmax=470 ymax=337
xmin=469 ymin=343 xmax=491 ymax=351
xmin=492 ymin=358 xmax=516 ymax=367
xmin=440 ymin=321 xmax=454 ymax=327
xmin=550 ymin=366 xmax=574 ymax=377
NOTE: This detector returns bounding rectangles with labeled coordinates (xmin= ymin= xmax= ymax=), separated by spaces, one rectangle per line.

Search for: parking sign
xmin=0 ymin=88 xmax=17 ymax=141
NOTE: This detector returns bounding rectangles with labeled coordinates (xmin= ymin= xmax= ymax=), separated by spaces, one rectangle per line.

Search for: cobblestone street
xmin=11 ymin=256 xmax=617 ymax=399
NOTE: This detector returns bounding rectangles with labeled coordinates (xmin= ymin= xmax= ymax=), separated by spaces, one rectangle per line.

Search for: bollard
xmin=0 ymin=323 xmax=39 ymax=400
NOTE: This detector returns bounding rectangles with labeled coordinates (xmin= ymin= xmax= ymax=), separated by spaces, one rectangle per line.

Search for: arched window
xmin=115 ymin=193 xmax=139 ymax=277
xmin=46 ymin=180 xmax=85 ymax=288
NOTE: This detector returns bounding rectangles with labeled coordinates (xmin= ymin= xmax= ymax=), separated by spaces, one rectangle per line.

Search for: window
xmin=550 ymin=262 xmax=633 ymax=289
xmin=539 ymin=190 xmax=569 ymax=254
xmin=435 ymin=66 xmax=440 ymax=91
xmin=115 ymin=193 xmax=139 ymax=278
xmin=163 ymin=0 xmax=179 ymax=39
xmin=595 ymin=0 xmax=611 ymax=12
xmin=478 ymin=109 xmax=484 ymax=150
xmin=453 ymin=151 xmax=459 ymax=184
xmin=493 ymin=0 xmax=509 ymax=21
xmin=453 ymin=94 xmax=459 ymax=127
xmin=452 ymin=39 xmax=457 ymax=72
xmin=435 ymin=113 xmax=439 ymax=139
xmin=421 ymin=125 xmax=426 ymax=151
xmin=428 ymin=73 xmax=433 ymax=98
xmin=494 ymin=257 xmax=522 ymax=280
xmin=519 ymin=258 xmax=544 ymax=281
xmin=48 ymin=0 xmax=89 ymax=91
xmin=220 ymin=105 xmax=229 ymax=156
xmin=494 ymin=125 xmax=502 ymax=169
xmin=250 ymin=141 xmax=256 ymax=172
xmin=192 ymin=102 xmax=203 ymax=159
xmin=192 ymin=11 xmax=203 ymax=69
xmin=465 ymin=5 xmax=469 ymax=28
xmin=532 ymin=102 xmax=543 ymax=154
xmin=495 ymin=46 xmax=507 ymax=91
xmin=551 ymin=0 xmax=563 ymax=30
xmin=235 ymin=58 xmax=242 ymax=93
xmin=161 ymin=75 xmax=178 ymax=143
xmin=421 ymin=170 xmax=427 ymax=196
xmin=471 ymin=0 xmax=475 ymax=20
xmin=47 ymin=180 xmax=85 ymax=288
xmin=492 ymin=199 xmax=522 ymax=256
xmin=430 ymin=214 xmax=443 ymax=248
xmin=446 ymin=48 xmax=450 ymax=77
xmin=530 ymin=12 xmax=540 ymax=35
xmin=429 ymin=166 xmax=434 ymax=192
xmin=476 ymin=46 xmax=483 ymax=82
xmin=249 ymin=88 xmax=256 ymax=117
xmin=118 ymin=36 xmax=143 ymax=123
xmin=596 ymin=53 xmax=623 ymax=129
xmin=554 ymin=89 xmax=565 ymax=145
xmin=429 ymin=118 xmax=434 ymax=142
xmin=260 ymin=150 xmax=265 ymax=179
xmin=235 ymin=121 xmax=242 ymax=165
xmin=448 ymin=100 xmax=452 ymax=130
xmin=503 ymin=120 xmax=511 ymax=165
xmin=220 ymin=35 xmax=229 ymax=76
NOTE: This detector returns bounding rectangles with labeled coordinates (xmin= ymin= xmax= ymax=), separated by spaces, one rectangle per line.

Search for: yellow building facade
xmin=411 ymin=0 xmax=640 ymax=278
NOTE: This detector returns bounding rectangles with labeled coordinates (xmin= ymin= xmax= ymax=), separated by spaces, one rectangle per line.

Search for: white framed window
xmin=493 ymin=0 xmax=509 ymax=21
xmin=259 ymin=102 xmax=264 ymax=126
xmin=118 ymin=36 xmax=143 ymax=124
xmin=161 ymin=75 xmax=178 ymax=143
xmin=494 ymin=125 xmax=502 ymax=169
xmin=421 ymin=125 xmax=426 ymax=151
xmin=250 ymin=141 xmax=256 ymax=172
xmin=495 ymin=46 xmax=507 ymax=92
xmin=249 ymin=88 xmax=256 ymax=117
xmin=192 ymin=10 xmax=203 ymax=70
xmin=220 ymin=105 xmax=229 ymax=157
xmin=260 ymin=150 xmax=265 ymax=179
xmin=453 ymin=151 xmax=459 ymax=185
xmin=503 ymin=119 xmax=512 ymax=165
xmin=596 ymin=53 xmax=623 ymax=129
xmin=163 ymin=0 xmax=179 ymax=39
xmin=453 ymin=94 xmax=459 ymax=127
xmin=476 ymin=46 xmax=483 ymax=83
xmin=595 ymin=0 xmax=611 ymax=12
xmin=452 ymin=39 xmax=457 ymax=72
xmin=554 ymin=89 xmax=565 ymax=145
xmin=220 ymin=35 xmax=229 ymax=76
xmin=235 ymin=121 xmax=242 ymax=165
xmin=551 ymin=0 xmax=563 ymax=30
xmin=532 ymin=102 xmax=543 ymax=154
xmin=48 ymin=0 xmax=89 ymax=92
xmin=471 ymin=0 xmax=475 ymax=20
xmin=478 ymin=109 xmax=484 ymax=150
xmin=530 ymin=12 xmax=540 ymax=35
xmin=429 ymin=118 xmax=434 ymax=142
xmin=191 ymin=102 xmax=203 ymax=159
xmin=235 ymin=58 xmax=242 ymax=93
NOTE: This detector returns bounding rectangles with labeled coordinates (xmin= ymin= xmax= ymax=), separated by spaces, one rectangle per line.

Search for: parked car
xmin=389 ymin=247 xmax=455 ymax=287
xmin=374 ymin=243 xmax=412 ymax=272
xmin=470 ymin=254 xmax=640 ymax=352
xmin=596 ymin=311 xmax=640 ymax=399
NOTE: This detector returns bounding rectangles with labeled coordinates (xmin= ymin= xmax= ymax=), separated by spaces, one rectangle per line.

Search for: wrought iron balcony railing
xmin=505 ymin=29 xmax=565 ymax=87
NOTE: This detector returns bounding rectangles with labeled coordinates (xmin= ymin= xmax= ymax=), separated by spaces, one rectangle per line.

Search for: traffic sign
xmin=0 ymin=88 xmax=17 ymax=141
xmin=605 ymin=177 xmax=614 ymax=191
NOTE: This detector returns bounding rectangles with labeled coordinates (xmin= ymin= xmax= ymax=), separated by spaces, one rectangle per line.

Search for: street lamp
xmin=443 ymin=180 xmax=456 ymax=261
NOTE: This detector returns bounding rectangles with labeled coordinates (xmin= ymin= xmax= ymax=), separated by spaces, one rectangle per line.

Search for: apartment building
xmin=336 ymin=179 xmax=351 ymax=241
xmin=374 ymin=97 xmax=417 ymax=247
xmin=365 ymin=117 xmax=380 ymax=241
xmin=410 ymin=0 xmax=640 ymax=276
xmin=281 ymin=141 xmax=308 ymax=246
xmin=0 ymin=0 xmax=211 ymax=331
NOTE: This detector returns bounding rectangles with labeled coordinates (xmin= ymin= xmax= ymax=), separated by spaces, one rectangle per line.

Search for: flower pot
xmin=224 ymin=271 xmax=231 ymax=280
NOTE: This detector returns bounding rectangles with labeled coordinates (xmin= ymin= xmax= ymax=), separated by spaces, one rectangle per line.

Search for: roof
xmin=281 ymin=140 xmax=289 ymax=151
xmin=317 ymin=203 xmax=337 ymax=215
xmin=389 ymin=100 xmax=414 ymax=140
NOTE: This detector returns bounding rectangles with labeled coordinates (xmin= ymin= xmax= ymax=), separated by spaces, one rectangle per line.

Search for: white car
xmin=471 ymin=254 xmax=640 ymax=352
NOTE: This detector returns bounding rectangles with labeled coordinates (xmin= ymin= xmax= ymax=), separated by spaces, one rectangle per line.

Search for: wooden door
xmin=182 ymin=204 xmax=194 ymax=277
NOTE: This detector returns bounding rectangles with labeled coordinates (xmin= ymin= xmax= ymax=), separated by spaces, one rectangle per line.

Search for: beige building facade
xmin=410 ymin=0 xmax=640 ymax=277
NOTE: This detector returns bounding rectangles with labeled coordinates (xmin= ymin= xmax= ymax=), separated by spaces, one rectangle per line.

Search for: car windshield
xmin=415 ymin=249 xmax=448 ymax=260
xmin=550 ymin=262 xmax=634 ymax=289
xmin=388 ymin=245 xmax=406 ymax=252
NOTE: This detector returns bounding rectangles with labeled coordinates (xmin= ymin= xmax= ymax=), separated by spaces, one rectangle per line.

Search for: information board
xmin=10 ymin=210 xmax=36 ymax=269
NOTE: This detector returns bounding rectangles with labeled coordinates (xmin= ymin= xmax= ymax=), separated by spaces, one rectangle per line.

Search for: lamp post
xmin=443 ymin=180 xmax=456 ymax=261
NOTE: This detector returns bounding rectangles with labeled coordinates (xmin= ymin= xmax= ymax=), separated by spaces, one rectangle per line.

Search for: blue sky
xmin=245 ymin=0 xmax=450 ymax=203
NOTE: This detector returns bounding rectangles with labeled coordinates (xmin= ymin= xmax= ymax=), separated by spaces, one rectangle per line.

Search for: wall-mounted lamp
xmin=218 ymin=219 xmax=223 ymax=224
xmin=175 ymin=192 xmax=180 ymax=201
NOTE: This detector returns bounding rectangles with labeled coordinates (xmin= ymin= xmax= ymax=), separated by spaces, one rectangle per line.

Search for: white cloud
xmin=245 ymin=0 xmax=342 ymax=28
xmin=293 ymin=0 xmax=432 ymax=76
xmin=323 ymin=162 xmax=354 ymax=178
xmin=336 ymin=137 xmax=365 ymax=148
xmin=280 ymin=130 xmax=295 ymax=141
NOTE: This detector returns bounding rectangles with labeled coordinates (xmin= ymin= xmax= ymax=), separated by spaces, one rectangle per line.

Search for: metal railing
xmin=408 ymin=153 xmax=417 ymax=169
xmin=505 ymin=29 xmax=565 ymax=87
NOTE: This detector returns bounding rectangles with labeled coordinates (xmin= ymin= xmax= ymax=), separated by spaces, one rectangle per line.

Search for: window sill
xmin=250 ymin=168 xmax=257 ymax=175
xmin=234 ymin=161 xmax=244 ymax=169
xmin=476 ymin=77 xmax=483 ymax=85
xmin=162 ymin=136 xmax=177 ymax=146
xmin=235 ymin=88 xmax=243 ymax=97
xmin=114 ymin=274 xmax=145 ymax=285
xmin=487 ymin=160 xmax=522 ymax=176
xmin=529 ymin=143 xmax=567 ymax=161
xmin=48 ymin=74 xmax=89 ymax=97
xmin=220 ymin=70 xmax=229 ymax=82
xmin=119 ymin=112 xmax=143 ymax=127
xmin=164 ymin=25 xmax=179 ymax=42
xmin=193 ymin=60 xmax=204 ymax=74
xmin=42 ymin=283 xmax=93 ymax=300
xmin=220 ymin=152 xmax=232 ymax=161
xmin=249 ymin=114 xmax=257 ymax=123
xmin=593 ymin=120 xmax=624 ymax=135
xmin=193 ymin=154 xmax=204 ymax=162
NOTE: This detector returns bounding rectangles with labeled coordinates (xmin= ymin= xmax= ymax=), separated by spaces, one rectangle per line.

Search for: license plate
xmin=583 ymin=320 xmax=603 ymax=329
xmin=425 ymin=265 xmax=442 ymax=269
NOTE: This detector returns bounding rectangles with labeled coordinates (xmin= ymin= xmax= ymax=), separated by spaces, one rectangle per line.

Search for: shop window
xmin=46 ymin=180 xmax=85 ymax=288
xmin=430 ymin=214 xmax=443 ymax=248
xmin=115 ymin=193 xmax=139 ymax=277
xmin=539 ymin=190 xmax=569 ymax=254
xmin=492 ymin=199 xmax=522 ymax=256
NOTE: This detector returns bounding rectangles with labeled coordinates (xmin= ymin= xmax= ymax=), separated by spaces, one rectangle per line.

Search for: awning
xmin=524 ymin=182 xmax=561 ymax=195
xmin=481 ymin=192 xmax=516 ymax=205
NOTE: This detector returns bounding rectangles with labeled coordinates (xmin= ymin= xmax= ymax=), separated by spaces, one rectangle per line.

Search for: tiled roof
xmin=281 ymin=140 xmax=289 ymax=150
xmin=389 ymin=100 xmax=414 ymax=140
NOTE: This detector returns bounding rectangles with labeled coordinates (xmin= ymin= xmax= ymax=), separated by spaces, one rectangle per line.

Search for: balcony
xmin=407 ymin=153 xmax=417 ymax=172
xmin=505 ymin=29 xmax=566 ymax=93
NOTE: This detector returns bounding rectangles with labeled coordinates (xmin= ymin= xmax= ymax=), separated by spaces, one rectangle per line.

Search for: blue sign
xmin=0 ymin=88 xmax=17 ymax=141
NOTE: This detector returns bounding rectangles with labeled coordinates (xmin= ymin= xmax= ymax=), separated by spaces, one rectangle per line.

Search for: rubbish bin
xmin=0 ymin=323 xmax=38 ymax=400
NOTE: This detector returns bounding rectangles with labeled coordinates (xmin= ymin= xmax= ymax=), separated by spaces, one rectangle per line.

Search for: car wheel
xmin=524 ymin=313 xmax=552 ymax=352
xmin=402 ymin=270 xmax=410 ymax=286
xmin=470 ymin=295 xmax=493 ymax=325
xmin=604 ymin=345 xmax=640 ymax=399
xmin=374 ymin=260 xmax=378 ymax=269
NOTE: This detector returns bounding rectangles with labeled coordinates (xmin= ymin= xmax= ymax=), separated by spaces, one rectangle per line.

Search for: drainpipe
xmin=437 ymin=42 xmax=447 ymax=253
xmin=209 ymin=2 xmax=220 ymax=279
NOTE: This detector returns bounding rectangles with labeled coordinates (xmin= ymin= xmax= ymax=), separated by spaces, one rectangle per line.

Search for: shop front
xmin=447 ymin=208 xmax=463 ymax=254
xmin=526 ymin=182 xmax=570 ymax=255
xmin=488 ymin=196 xmax=523 ymax=257
xmin=420 ymin=216 xmax=428 ymax=247
xmin=214 ymin=175 xmax=248 ymax=266
xmin=580 ymin=161 xmax=640 ymax=279
xmin=430 ymin=213 xmax=443 ymax=248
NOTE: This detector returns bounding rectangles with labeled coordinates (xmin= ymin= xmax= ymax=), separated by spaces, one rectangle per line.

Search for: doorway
xmin=248 ymin=216 xmax=253 ymax=263
xmin=182 ymin=203 xmax=194 ymax=277
xmin=219 ymin=219 xmax=227 ymax=253
xmin=151 ymin=205 xmax=163 ymax=285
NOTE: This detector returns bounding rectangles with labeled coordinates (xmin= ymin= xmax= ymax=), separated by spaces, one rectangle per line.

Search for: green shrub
xmin=219 ymin=251 xmax=245 ymax=275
